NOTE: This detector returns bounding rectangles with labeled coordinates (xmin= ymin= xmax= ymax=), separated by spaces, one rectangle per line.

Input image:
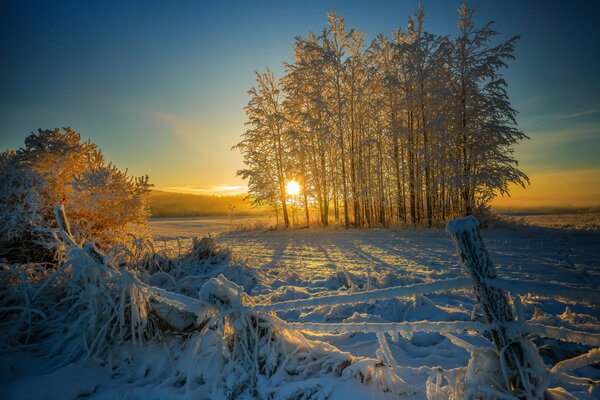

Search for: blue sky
xmin=1 ymin=0 xmax=599 ymax=206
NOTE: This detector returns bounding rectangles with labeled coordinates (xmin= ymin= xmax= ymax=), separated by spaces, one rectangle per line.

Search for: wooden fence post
xmin=446 ymin=215 xmax=541 ymax=399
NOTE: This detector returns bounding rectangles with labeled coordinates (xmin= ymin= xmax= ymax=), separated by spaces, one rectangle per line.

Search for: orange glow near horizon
xmin=492 ymin=168 xmax=600 ymax=210
xmin=159 ymin=185 xmax=247 ymax=196
xmin=157 ymin=169 xmax=599 ymax=210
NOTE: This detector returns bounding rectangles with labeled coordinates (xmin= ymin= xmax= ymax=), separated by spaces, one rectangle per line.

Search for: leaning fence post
xmin=446 ymin=215 xmax=540 ymax=399
xmin=54 ymin=203 xmax=78 ymax=247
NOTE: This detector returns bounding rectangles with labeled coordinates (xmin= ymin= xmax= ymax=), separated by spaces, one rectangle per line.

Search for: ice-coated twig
xmin=525 ymin=324 xmax=600 ymax=347
xmin=54 ymin=204 xmax=77 ymax=247
xmin=443 ymin=332 xmax=485 ymax=353
xmin=551 ymin=348 xmax=600 ymax=374
xmin=376 ymin=332 xmax=398 ymax=369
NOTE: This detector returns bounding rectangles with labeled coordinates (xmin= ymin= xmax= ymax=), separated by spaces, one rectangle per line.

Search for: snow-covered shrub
xmin=192 ymin=274 xmax=407 ymax=399
xmin=0 ymin=128 xmax=151 ymax=261
xmin=68 ymin=162 xmax=151 ymax=249
xmin=426 ymin=334 xmax=548 ymax=400
xmin=128 ymin=235 xmax=258 ymax=297
xmin=0 ymin=239 xmax=159 ymax=364
xmin=1 ymin=234 xmax=408 ymax=399
xmin=0 ymin=151 xmax=44 ymax=260
xmin=189 ymin=236 xmax=232 ymax=266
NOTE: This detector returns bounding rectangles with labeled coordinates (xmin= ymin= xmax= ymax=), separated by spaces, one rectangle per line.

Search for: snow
xmin=280 ymin=320 xmax=495 ymax=334
xmin=551 ymin=348 xmax=600 ymax=374
xmin=489 ymin=278 xmax=600 ymax=303
xmin=2 ymin=216 xmax=600 ymax=399
xmin=445 ymin=215 xmax=479 ymax=234
xmin=254 ymin=278 xmax=473 ymax=312
xmin=149 ymin=216 xmax=265 ymax=241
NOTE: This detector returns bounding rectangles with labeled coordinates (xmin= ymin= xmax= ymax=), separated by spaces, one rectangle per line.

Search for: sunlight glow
xmin=285 ymin=180 xmax=301 ymax=196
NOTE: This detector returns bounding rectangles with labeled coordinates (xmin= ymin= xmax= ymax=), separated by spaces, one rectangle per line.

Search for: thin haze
xmin=1 ymin=0 xmax=599 ymax=207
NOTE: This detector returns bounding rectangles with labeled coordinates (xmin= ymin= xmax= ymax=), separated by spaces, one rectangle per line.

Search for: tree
xmin=235 ymin=5 xmax=528 ymax=227
xmin=323 ymin=11 xmax=351 ymax=228
xmin=451 ymin=4 xmax=528 ymax=215
xmin=236 ymin=69 xmax=291 ymax=227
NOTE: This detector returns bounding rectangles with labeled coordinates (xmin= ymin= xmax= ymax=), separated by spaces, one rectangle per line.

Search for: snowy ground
xmin=3 ymin=216 xmax=599 ymax=399
xmin=500 ymin=212 xmax=600 ymax=231
xmin=148 ymin=215 xmax=600 ymax=397
xmin=151 ymin=216 xmax=600 ymax=289
xmin=149 ymin=215 xmax=268 ymax=241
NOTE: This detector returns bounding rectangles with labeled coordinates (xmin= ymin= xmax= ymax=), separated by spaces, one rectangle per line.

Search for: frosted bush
xmin=0 ymin=128 xmax=151 ymax=261
xmin=0 ymin=238 xmax=158 ymax=365
xmin=192 ymin=274 xmax=408 ymax=399
xmin=0 ymin=229 xmax=406 ymax=399
xmin=125 ymin=234 xmax=259 ymax=296
xmin=0 ymin=151 xmax=44 ymax=260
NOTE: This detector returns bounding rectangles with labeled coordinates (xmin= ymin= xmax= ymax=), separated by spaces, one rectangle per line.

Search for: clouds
xmin=152 ymin=110 xmax=203 ymax=144
xmin=160 ymin=185 xmax=247 ymax=195
xmin=523 ymin=122 xmax=600 ymax=147
xmin=552 ymin=108 xmax=600 ymax=120
xmin=514 ymin=104 xmax=600 ymax=175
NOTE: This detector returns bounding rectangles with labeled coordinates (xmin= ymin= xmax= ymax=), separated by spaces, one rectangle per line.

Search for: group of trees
xmin=0 ymin=128 xmax=151 ymax=261
xmin=235 ymin=4 xmax=528 ymax=228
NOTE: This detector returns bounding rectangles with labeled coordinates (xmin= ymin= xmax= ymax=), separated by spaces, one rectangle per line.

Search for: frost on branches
xmin=0 ymin=127 xmax=151 ymax=261
xmin=235 ymin=4 xmax=529 ymax=228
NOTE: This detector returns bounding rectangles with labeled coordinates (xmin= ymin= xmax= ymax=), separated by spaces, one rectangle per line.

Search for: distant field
xmin=499 ymin=212 xmax=600 ymax=231
xmin=149 ymin=212 xmax=600 ymax=244
xmin=149 ymin=215 xmax=272 ymax=241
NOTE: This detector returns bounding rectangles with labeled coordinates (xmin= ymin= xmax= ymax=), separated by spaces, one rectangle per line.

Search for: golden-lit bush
xmin=0 ymin=128 xmax=151 ymax=260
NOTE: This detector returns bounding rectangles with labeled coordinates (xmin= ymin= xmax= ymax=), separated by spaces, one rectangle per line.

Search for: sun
xmin=285 ymin=180 xmax=301 ymax=196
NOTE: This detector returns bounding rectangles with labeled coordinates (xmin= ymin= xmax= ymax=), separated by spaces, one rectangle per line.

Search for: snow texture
xmin=2 ymin=216 xmax=600 ymax=399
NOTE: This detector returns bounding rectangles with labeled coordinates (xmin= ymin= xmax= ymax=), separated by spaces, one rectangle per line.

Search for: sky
xmin=1 ymin=0 xmax=599 ymax=208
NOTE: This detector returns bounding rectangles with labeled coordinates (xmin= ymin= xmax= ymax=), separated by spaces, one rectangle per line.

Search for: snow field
xmin=151 ymin=218 xmax=600 ymax=398
xmin=2 ymin=217 xmax=599 ymax=399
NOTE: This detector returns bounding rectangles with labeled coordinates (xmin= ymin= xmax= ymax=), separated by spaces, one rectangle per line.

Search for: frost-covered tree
xmin=236 ymin=4 xmax=528 ymax=227
xmin=450 ymin=3 xmax=528 ymax=215
xmin=283 ymin=33 xmax=333 ymax=226
xmin=0 ymin=128 xmax=151 ymax=261
xmin=323 ymin=10 xmax=352 ymax=228
xmin=235 ymin=70 xmax=291 ymax=227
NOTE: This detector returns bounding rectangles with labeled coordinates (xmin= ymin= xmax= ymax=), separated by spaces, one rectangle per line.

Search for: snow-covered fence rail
xmin=275 ymin=320 xmax=495 ymax=334
xmin=488 ymin=278 xmax=600 ymax=303
xmin=524 ymin=323 xmax=600 ymax=348
xmin=549 ymin=347 xmax=600 ymax=393
xmin=253 ymin=277 xmax=473 ymax=312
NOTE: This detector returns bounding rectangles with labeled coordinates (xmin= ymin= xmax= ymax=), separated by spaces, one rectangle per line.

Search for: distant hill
xmin=150 ymin=190 xmax=268 ymax=218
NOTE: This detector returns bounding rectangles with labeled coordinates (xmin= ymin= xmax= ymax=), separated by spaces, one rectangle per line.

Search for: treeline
xmin=235 ymin=4 xmax=528 ymax=228
xmin=150 ymin=191 xmax=267 ymax=218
